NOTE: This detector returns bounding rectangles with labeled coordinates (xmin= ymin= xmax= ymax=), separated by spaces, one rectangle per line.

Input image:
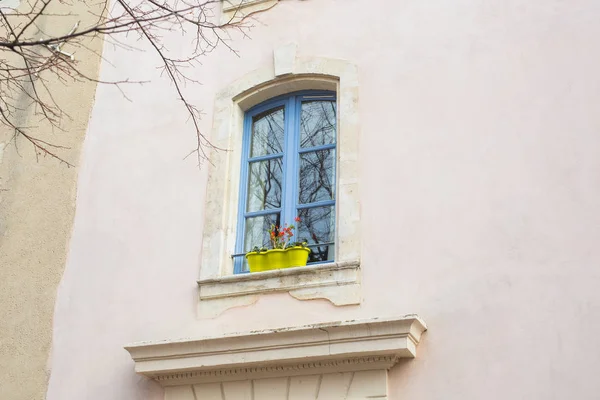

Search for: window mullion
xmin=281 ymin=96 xmax=298 ymax=228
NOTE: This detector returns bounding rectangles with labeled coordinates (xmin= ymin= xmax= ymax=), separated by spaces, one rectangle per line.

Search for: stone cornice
xmin=124 ymin=316 xmax=427 ymax=386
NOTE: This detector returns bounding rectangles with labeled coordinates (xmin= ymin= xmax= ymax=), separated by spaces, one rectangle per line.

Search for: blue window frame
xmin=234 ymin=90 xmax=337 ymax=273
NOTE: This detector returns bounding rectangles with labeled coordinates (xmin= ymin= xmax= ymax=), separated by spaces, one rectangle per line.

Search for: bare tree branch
xmin=0 ymin=0 xmax=279 ymax=166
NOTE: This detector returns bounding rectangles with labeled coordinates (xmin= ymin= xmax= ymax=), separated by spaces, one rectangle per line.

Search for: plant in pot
xmin=245 ymin=217 xmax=311 ymax=273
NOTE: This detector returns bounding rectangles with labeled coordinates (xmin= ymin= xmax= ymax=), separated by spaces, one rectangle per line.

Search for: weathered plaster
xmin=197 ymin=261 xmax=361 ymax=317
xmin=0 ymin=2 xmax=104 ymax=399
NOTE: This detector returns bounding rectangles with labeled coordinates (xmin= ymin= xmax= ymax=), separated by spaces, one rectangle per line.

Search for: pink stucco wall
xmin=47 ymin=1 xmax=600 ymax=399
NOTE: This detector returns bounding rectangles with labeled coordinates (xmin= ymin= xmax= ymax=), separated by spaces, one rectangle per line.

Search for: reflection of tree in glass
xmin=247 ymin=107 xmax=285 ymax=212
xmin=247 ymin=159 xmax=283 ymax=211
xmin=298 ymin=101 xmax=336 ymax=206
xmin=297 ymin=101 xmax=337 ymax=263
xmin=300 ymin=101 xmax=336 ymax=148
xmin=251 ymin=107 xmax=285 ymax=156
xmin=298 ymin=206 xmax=334 ymax=262
xmin=299 ymin=149 xmax=335 ymax=205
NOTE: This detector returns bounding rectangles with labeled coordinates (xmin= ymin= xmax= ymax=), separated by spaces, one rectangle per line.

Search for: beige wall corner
xmin=0 ymin=3 xmax=104 ymax=400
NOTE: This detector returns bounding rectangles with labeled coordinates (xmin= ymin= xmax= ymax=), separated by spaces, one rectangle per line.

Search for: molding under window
xmin=197 ymin=261 xmax=361 ymax=317
xmin=124 ymin=315 xmax=427 ymax=391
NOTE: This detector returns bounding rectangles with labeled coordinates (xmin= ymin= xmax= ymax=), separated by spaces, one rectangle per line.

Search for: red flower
xmin=294 ymin=216 xmax=301 ymax=222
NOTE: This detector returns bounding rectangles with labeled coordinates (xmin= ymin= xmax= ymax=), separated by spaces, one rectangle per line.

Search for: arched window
xmin=234 ymin=91 xmax=337 ymax=273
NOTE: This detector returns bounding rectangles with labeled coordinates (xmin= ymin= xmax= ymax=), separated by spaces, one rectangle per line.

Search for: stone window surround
xmin=198 ymin=44 xmax=361 ymax=318
xmin=124 ymin=315 xmax=427 ymax=399
xmin=222 ymin=0 xmax=275 ymax=13
xmin=221 ymin=0 xmax=278 ymax=22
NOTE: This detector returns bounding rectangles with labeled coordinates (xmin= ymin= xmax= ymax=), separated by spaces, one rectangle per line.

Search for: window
xmin=197 ymin=54 xmax=361 ymax=316
xmin=234 ymin=91 xmax=337 ymax=273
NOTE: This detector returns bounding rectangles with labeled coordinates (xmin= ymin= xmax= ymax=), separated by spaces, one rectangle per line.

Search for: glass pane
xmin=246 ymin=158 xmax=283 ymax=212
xmin=298 ymin=149 xmax=336 ymax=204
xmin=250 ymin=106 xmax=285 ymax=157
xmin=300 ymin=101 xmax=336 ymax=148
xmin=242 ymin=213 xmax=280 ymax=272
xmin=244 ymin=214 xmax=280 ymax=252
xmin=297 ymin=206 xmax=335 ymax=263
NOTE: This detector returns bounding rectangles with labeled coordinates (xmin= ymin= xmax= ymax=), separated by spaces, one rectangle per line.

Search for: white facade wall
xmin=47 ymin=1 xmax=600 ymax=399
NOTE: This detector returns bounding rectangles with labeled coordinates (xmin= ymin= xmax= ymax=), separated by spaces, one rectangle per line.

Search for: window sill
xmin=197 ymin=261 xmax=361 ymax=317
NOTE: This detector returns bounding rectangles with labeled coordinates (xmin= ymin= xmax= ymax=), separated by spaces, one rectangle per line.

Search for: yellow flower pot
xmin=246 ymin=247 xmax=311 ymax=273
xmin=246 ymin=251 xmax=268 ymax=273
xmin=285 ymin=246 xmax=311 ymax=268
xmin=267 ymin=249 xmax=288 ymax=269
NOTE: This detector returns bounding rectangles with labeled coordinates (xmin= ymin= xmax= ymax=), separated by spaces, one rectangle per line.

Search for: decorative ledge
xmin=124 ymin=315 xmax=427 ymax=387
xmin=197 ymin=261 xmax=361 ymax=318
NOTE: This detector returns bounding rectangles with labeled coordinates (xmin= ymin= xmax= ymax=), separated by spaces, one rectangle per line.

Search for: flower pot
xmin=267 ymin=249 xmax=288 ymax=269
xmin=246 ymin=247 xmax=311 ymax=273
xmin=285 ymin=246 xmax=311 ymax=268
xmin=246 ymin=252 xmax=268 ymax=273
